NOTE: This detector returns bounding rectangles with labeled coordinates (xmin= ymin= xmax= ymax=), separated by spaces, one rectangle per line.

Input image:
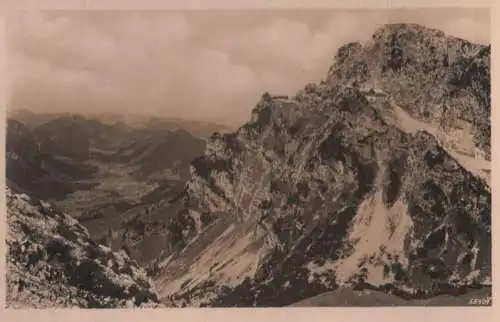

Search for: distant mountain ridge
xmin=6 ymin=113 xmax=209 ymax=201
xmin=9 ymin=109 xmax=232 ymax=139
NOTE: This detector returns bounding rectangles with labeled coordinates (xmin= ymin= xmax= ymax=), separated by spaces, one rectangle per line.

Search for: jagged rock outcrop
xmin=151 ymin=23 xmax=490 ymax=307
xmin=5 ymin=187 xmax=163 ymax=308
xmin=327 ymin=23 xmax=490 ymax=157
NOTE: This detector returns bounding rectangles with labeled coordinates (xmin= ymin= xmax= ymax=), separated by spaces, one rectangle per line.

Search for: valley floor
xmin=55 ymin=158 xmax=158 ymax=218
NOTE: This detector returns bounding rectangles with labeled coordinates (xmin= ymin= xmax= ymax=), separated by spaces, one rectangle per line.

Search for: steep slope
xmin=150 ymin=24 xmax=490 ymax=307
xmin=109 ymin=128 xmax=206 ymax=181
xmin=6 ymin=119 xmax=44 ymax=176
xmin=6 ymin=119 xmax=99 ymax=200
xmin=5 ymin=187 xmax=163 ymax=308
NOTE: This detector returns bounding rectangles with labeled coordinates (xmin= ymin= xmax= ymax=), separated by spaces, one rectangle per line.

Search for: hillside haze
xmin=5 ymin=113 xmax=221 ymax=231
xmin=5 ymin=23 xmax=491 ymax=308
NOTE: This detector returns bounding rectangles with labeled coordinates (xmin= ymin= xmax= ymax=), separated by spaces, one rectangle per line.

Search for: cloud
xmin=439 ymin=17 xmax=490 ymax=44
xmin=7 ymin=9 xmax=490 ymax=126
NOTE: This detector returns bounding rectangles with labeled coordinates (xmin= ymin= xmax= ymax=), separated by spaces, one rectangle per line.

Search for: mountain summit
xmin=149 ymin=24 xmax=491 ymax=306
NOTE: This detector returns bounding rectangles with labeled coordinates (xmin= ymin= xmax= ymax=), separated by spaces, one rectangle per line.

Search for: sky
xmin=6 ymin=8 xmax=490 ymax=126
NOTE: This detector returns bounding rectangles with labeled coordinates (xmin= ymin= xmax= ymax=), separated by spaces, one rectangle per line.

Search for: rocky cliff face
xmin=5 ymin=187 xmax=163 ymax=308
xmin=327 ymin=23 xmax=490 ymax=157
xmin=151 ymin=24 xmax=490 ymax=307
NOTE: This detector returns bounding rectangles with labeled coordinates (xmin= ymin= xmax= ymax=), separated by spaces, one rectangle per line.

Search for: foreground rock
xmin=5 ymin=187 xmax=163 ymax=308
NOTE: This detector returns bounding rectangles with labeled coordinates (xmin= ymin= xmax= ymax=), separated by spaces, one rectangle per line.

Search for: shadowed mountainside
xmin=6 ymin=119 xmax=99 ymax=200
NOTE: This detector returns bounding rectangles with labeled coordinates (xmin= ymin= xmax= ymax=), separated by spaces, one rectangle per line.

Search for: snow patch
xmin=390 ymin=100 xmax=490 ymax=185
xmin=334 ymin=190 xmax=413 ymax=286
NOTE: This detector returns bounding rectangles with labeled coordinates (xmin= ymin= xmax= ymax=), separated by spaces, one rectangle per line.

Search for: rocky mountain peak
xmin=326 ymin=23 xmax=490 ymax=156
xmin=151 ymin=24 xmax=491 ymax=307
xmin=371 ymin=23 xmax=446 ymax=42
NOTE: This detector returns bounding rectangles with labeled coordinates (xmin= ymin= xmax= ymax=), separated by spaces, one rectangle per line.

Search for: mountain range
xmin=5 ymin=23 xmax=491 ymax=308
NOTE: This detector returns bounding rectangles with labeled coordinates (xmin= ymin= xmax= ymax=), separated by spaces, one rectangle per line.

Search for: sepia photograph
xmin=4 ymin=7 xmax=491 ymax=309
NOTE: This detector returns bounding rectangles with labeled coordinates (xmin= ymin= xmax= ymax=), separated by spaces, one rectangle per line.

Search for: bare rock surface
xmin=151 ymin=24 xmax=491 ymax=307
xmin=5 ymin=187 xmax=163 ymax=308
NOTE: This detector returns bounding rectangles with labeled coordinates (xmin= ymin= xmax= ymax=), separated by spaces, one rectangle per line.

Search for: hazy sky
xmin=6 ymin=9 xmax=490 ymax=126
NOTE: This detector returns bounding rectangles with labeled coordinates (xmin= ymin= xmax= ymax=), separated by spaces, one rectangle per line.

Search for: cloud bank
xmin=7 ymin=9 xmax=490 ymax=126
